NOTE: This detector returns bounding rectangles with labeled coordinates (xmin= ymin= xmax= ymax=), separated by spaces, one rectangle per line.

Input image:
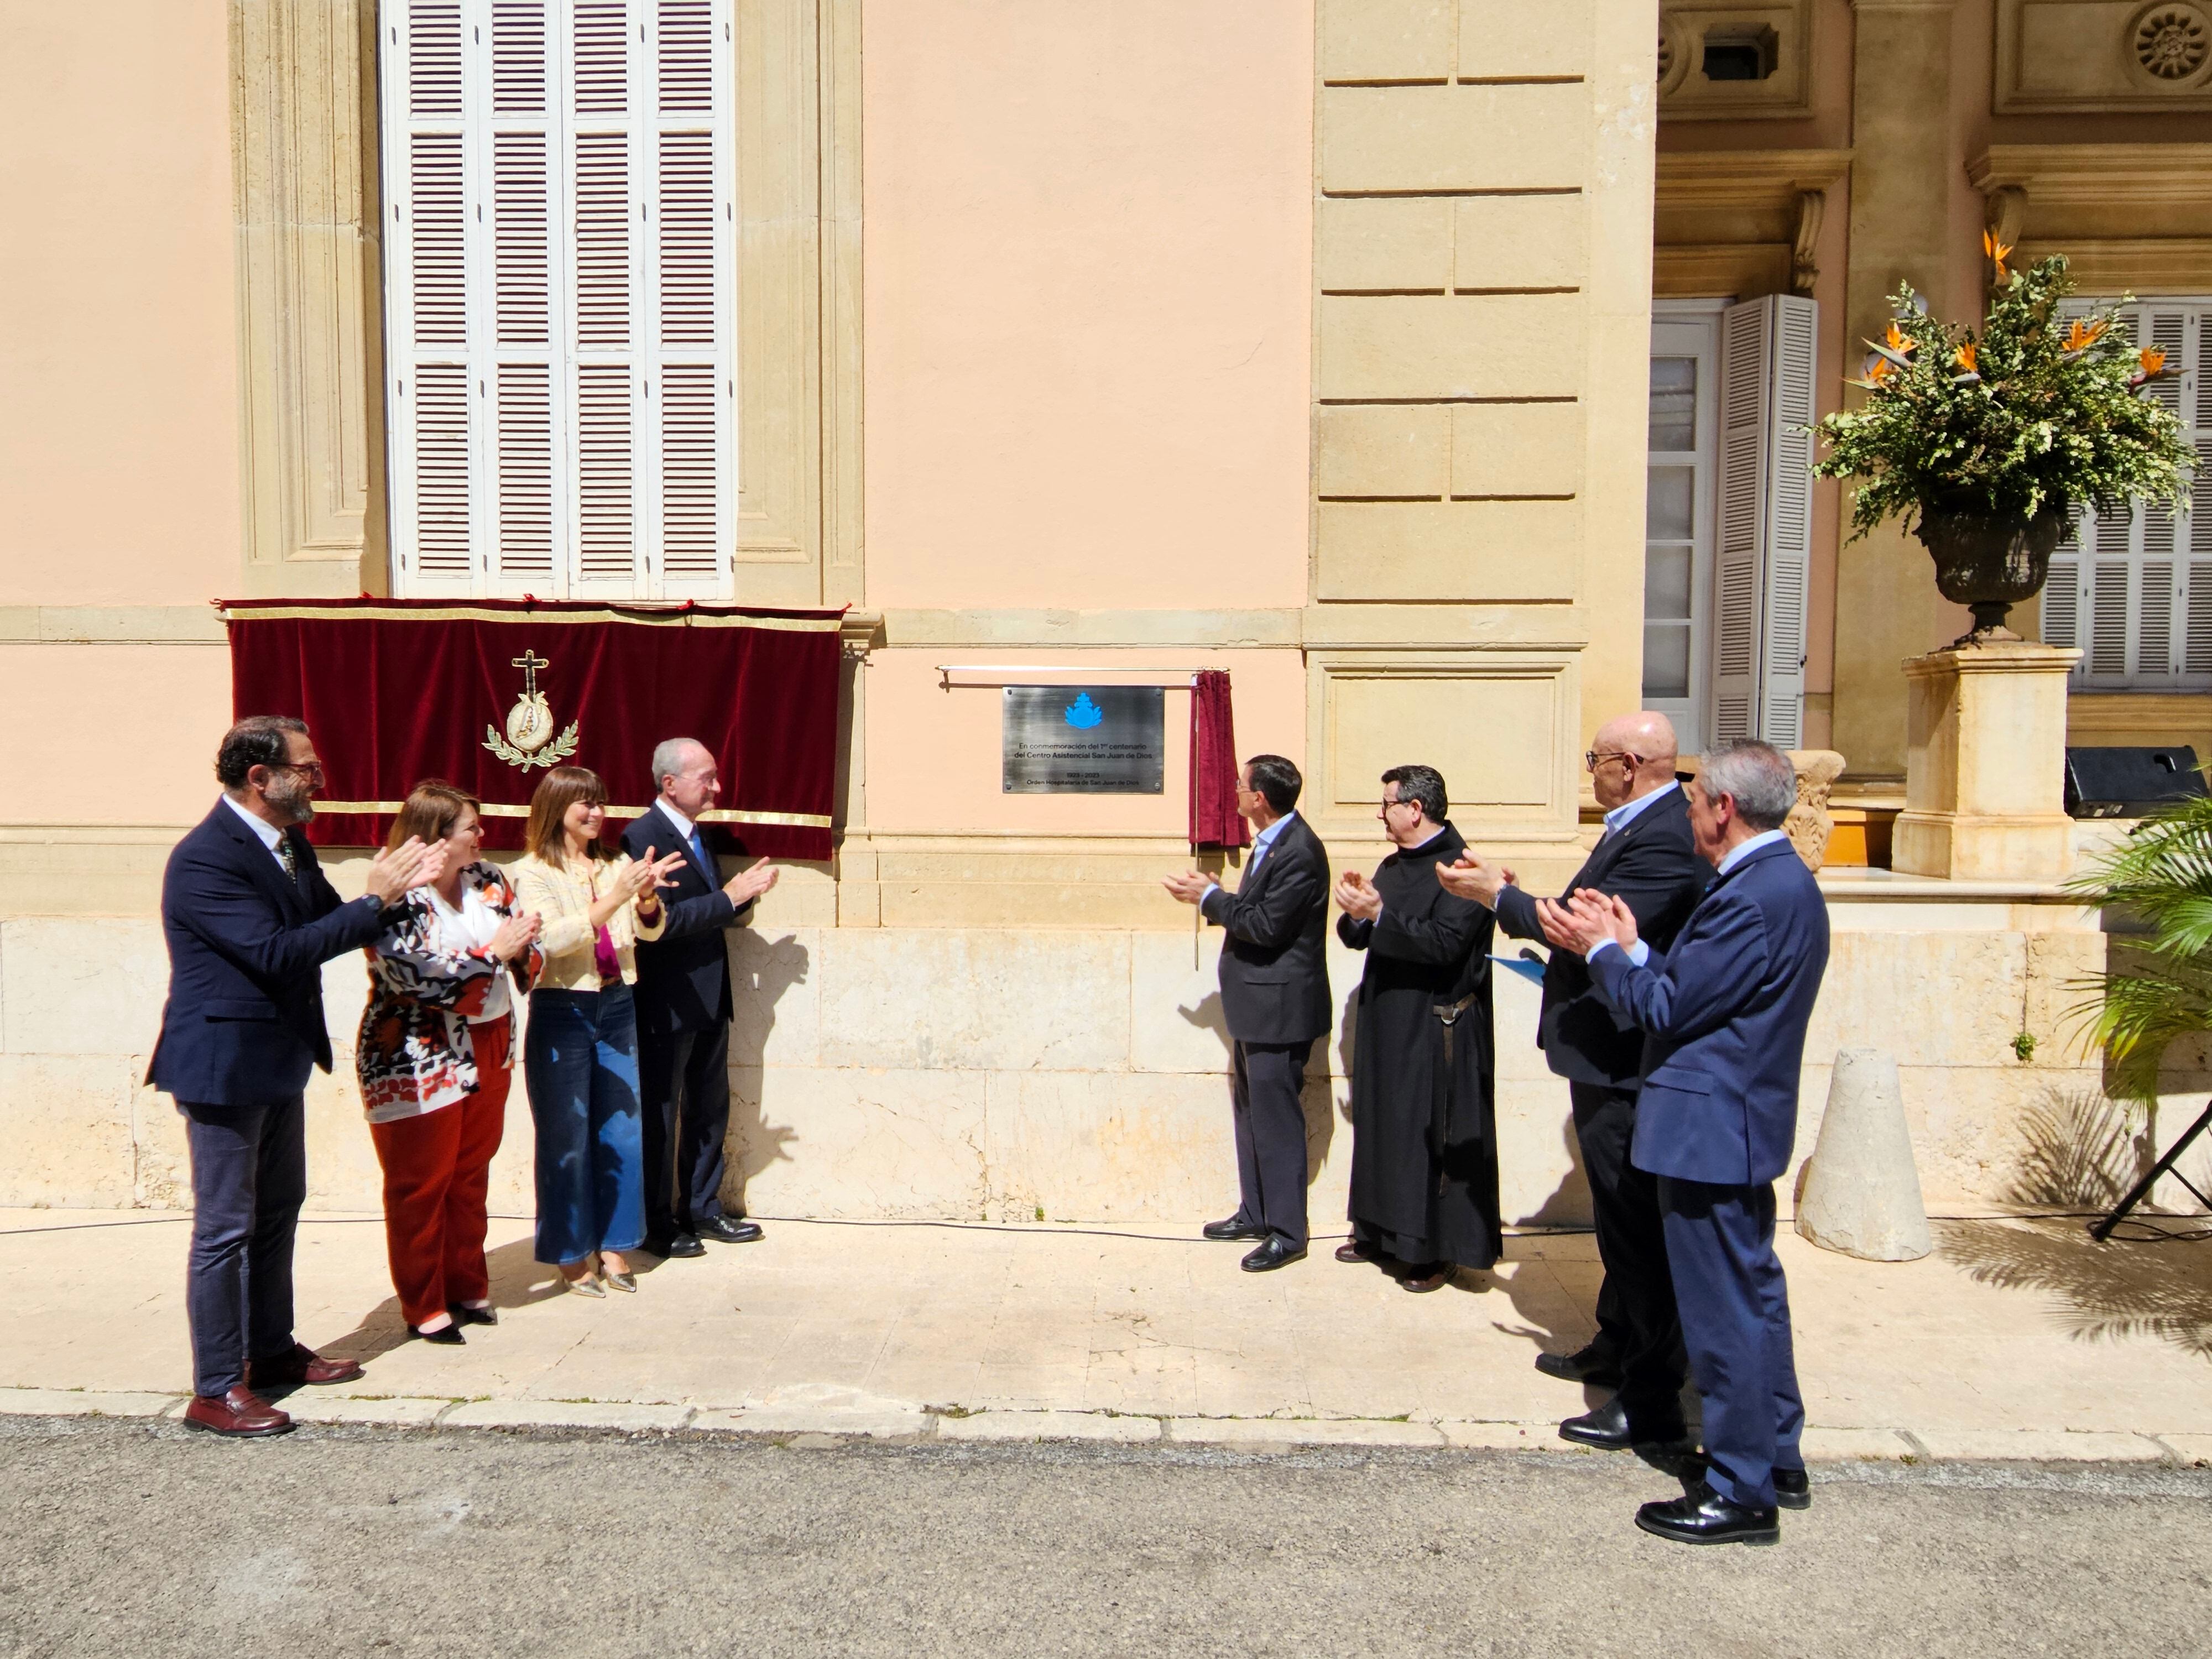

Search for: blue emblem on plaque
xmin=1063 ymin=693 xmax=1105 ymax=729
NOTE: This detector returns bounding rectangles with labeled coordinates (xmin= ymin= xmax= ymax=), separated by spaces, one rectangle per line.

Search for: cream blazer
xmin=512 ymin=852 xmax=667 ymax=992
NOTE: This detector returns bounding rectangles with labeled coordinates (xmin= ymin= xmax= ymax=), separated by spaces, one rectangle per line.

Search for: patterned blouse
xmin=356 ymin=861 xmax=542 ymax=1123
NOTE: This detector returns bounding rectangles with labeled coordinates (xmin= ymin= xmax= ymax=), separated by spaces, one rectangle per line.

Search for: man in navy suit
xmin=1542 ymin=739 xmax=1828 ymax=1546
xmin=623 ymin=737 xmax=780 ymax=1259
xmin=149 ymin=716 xmax=444 ymax=1437
xmin=1439 ymin=712 xmax=1708 ymax=1432
xmin=1163 ymin=754 xmax=1332 ymax=1272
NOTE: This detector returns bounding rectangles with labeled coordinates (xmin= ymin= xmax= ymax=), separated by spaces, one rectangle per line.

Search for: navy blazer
xmin=147 ymin=801 xmax=391 ymax=1109
xmin=1494 ymin=785 xmax=1709 ymax=1087
xmin=1586 ymin=837 xmax=1829 ymax=1186
xmin=621 ymin=802 xmax=754 ymax=1035
xmin=1199 ymin=812 xmax=1333 ymax=1047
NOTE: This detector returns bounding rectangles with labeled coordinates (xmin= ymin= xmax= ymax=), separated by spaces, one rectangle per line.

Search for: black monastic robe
xmin=1336 ymin=823 xmax=1501 ymax=1269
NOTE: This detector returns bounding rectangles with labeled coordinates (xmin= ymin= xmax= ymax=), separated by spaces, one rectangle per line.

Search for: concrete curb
xmin=1 ymin=1388 xmax=2203 ymax=1464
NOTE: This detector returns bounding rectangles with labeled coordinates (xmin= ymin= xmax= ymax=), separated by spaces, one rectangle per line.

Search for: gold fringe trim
xmin=221 ymin=604 xmax=840 ymax=633
xmin=314 ymin=801 xmax=833 ymax=830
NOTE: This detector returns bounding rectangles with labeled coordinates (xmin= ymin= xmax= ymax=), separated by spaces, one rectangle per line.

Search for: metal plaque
xmin=1002 ymin=685 xmax=1165 ymax=794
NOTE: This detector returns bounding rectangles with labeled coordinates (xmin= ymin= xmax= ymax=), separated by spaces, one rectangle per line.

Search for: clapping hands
xmin=723 ymin=856 xmax=779 ymax=905
xmin=1334 ymin=869 xmax=1383 ymax=921
xmin=1535 ymin=889 xmax=1639 ymax=958
xmin=488 ymin=910 xmax=542 ymax=964
xmin=624 ymin=847 xmax=690 ymax=904
xmin=1436 ymin=853 xmax=1514 ymax=908
xmin=364 ymin=836 xmax=448 ymax=902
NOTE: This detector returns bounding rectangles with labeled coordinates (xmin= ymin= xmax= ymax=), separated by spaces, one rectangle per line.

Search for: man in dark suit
xmin=1438 ymin=712 xmax=1708 ymax=1447
xmin=1546 ymin=739 xmax=1829 ymax=1546
xmin=149 ymin=716 xmax=444 ymax=1437
xmin=624 ymin=737 xmax=780 ymax=1259
xmin=1163 ymin=754 xmax=1332 ymax=1272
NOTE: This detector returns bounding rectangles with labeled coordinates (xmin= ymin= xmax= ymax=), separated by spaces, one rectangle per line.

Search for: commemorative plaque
xmin=1002 ymin=685 xmax=1165 ymax=794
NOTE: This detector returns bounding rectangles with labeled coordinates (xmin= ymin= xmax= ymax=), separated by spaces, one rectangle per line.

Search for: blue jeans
xmin=525 ymin=985 xmax=645 ymax=1265
xmin=181 ymin=1093 xmax=307 ymax=1396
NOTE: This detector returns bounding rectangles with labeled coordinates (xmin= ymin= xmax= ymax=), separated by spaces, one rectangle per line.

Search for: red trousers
xmin=369 ymin=1023 xmax=511 ymax=1327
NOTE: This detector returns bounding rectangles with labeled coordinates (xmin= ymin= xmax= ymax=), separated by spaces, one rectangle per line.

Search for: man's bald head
xmin=1588 ymin=712 xmax=1680 ymax=808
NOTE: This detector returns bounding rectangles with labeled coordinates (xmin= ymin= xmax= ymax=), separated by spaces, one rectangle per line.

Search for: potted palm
xmin=1812 ymin=252 xmax=2193 ymax=641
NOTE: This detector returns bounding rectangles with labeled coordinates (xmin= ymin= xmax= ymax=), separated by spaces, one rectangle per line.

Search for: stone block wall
xmin=6 ymin=903 xmax=2210 ymax=1224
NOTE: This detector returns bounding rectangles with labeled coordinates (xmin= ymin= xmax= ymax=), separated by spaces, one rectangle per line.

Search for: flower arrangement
xmin=1812 ymin=248 xmax=2192 ymax=540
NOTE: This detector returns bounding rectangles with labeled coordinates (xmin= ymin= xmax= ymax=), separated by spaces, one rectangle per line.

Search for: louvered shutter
xmin=380 ymin=0 xmax=734 ymax=599
xmin=2042 ymin=300 xmax=2212 ymax=687
xmin=1710 ymin=295 xmax=1817 ymax=745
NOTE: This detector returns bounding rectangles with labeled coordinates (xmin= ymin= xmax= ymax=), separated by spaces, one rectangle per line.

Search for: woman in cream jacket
xmin=513 ymin=766 xmax=685 ymax=1295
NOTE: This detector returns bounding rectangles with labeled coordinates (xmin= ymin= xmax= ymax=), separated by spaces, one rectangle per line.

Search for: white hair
xmin=1698 ymin=740 xmax=1797 ymax=831
xmin=651 ymin=736 xmax=706 ymax=792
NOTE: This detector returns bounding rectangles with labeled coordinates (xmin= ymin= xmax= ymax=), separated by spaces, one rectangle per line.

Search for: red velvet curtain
xmin=1188 ymin=669 xmax=1250 ymax=849
xmin=223 ymin=598 xmax=843 ymax=860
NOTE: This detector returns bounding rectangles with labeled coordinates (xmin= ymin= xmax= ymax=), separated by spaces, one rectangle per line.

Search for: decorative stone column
xmin=1892 ymin=643 xmax=2081 ymax=881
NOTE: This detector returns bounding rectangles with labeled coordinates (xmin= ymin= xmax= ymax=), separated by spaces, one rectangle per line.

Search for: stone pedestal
xmin=1892 ymin=641 xmax=2080 ymax=881
xmin=1796 ymin=1048 xmax=1932 ymax=1262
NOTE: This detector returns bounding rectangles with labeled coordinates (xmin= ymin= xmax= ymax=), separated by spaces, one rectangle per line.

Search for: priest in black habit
xmin=1332 ymin=764 xmax=1501 ymax=1292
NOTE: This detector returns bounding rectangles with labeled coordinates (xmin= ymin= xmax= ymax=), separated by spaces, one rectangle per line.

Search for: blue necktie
xmin=692 ymin=828 xmax=712 ymax=875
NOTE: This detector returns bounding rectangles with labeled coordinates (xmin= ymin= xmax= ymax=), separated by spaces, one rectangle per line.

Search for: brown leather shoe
xmin=182 ymin=1386 xmax=293 ymax=1438
xmin=245 ymin=1343 xmax=364 ymax=1389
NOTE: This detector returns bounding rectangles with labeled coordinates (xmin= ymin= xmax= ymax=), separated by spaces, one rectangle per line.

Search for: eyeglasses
xmin=1584 ymin=750 xmax=1639 ymax=774
xmin=1380 ymin=796 xmax=1417 ymax=813
xmin=270 ymin=760 xmax=326 ymax=781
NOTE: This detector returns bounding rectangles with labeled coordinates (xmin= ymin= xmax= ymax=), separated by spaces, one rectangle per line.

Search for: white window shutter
xmin=381 ymin=0 xmax=734 ymax=599
xmin=1710 ymin=294 xmax=1815 ymax=747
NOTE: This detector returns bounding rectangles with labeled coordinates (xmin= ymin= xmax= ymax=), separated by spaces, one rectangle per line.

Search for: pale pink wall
xmin=0 ymin=1 xmax=240 ymax=607
xmin=865 ymin=649 xmax=1308 ymax=836
xmin=0 ymin=644 xmax=232 ymax=823
xmin=861 ymin=1 xmax=1314 ymax=612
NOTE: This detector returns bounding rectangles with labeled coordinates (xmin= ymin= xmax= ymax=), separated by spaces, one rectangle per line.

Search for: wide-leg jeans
xmin=525 ymin=985 xmax=645 ymax=1265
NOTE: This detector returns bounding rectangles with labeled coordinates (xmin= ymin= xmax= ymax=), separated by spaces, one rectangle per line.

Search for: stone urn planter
xmin=1913 ymin=504 xmax=2066 ymax=644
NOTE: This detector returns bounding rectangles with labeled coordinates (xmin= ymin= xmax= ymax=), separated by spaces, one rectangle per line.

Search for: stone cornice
xmin=1969 ymin=145 xmax=2212 ymax=207
xmin=1655 ymin=149 xmax=1853 ymax=211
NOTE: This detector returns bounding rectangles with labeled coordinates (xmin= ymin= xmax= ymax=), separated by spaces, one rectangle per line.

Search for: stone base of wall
xmin=6 ymin=901 xmax=2210 ymax=1224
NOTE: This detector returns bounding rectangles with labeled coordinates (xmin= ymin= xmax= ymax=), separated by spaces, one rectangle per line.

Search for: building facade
xmin=4 ymin=0 xmax=2207 ymax=1223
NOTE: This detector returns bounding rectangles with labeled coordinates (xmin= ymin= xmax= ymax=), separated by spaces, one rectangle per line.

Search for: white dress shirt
xmin=222 ymin=792 xmax=290 ymax=869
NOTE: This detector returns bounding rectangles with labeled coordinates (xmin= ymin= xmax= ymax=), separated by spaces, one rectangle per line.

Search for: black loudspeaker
xmin=2063 ymin=745 xmax=2208 ymax=818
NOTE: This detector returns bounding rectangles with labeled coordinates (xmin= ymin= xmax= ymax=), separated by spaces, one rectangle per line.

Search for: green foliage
xmin=2012 ymin=1030 xmax=2037 ymax=1063
xmin=1811 ymin=255 xmax=2192 ymax=539
xmin=2065 ymin=792 xmax=2212 ymax=1104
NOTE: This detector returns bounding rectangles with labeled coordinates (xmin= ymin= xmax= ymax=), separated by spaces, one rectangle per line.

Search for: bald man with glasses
xmin=1437 ymin=712 xmax=1709 ymax=1451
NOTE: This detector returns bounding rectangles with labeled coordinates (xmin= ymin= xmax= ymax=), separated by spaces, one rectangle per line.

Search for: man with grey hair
xmin=623 ymin=737 xmax=779 ymax=1259
xmin=1541 ymin=739 xmax=1827 ymax=1546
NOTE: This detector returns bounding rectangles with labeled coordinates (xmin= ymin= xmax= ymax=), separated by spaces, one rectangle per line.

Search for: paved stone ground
xmin=6 ymin=1207 xmax=2211 ymax=1456
xmin=2 ymin=1415 xmax=2207 ymax=1659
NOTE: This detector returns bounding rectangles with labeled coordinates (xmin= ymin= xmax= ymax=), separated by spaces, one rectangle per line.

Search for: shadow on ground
xmin=1937 ymin=1217 xmax=2212 ymax=1360
xmin=307 ymin=1237 xmax=568 ymax=1369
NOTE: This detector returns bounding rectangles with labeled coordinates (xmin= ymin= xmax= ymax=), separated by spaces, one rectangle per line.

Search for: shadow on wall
xmin=1515 ymin=1114 xmax=1597 ymax=1230
xmin=726 ymin=932 xmax=810 ymax=1213
xmin=2004 ymin=1086 xmax=2146 ymax=1210
xmin=1936 ymin=1217 xmax=2212 ymax=1360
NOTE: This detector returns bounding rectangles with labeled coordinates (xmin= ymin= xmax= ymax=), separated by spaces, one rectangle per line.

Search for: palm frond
xmin=2068 ymin=792 xmax=2212 ymax=1103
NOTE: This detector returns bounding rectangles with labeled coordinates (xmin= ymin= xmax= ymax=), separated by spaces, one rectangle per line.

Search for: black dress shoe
xmin=1533 ymin=1344 xmax=1623 ymax=1386
xmin=407 ymin=1321 xmax=465 ymax=1345
xmin=1240 ymin=1237 xmax=1307 ymax=1272
xmin=447 ymin=1303 xmax=498 ymax=1328
xmin=1774 ymin=1467 xmax=1811 ymax=1511
xmin=1635 ymin=1480 xmax=1780 ymax=1546
xmin=645 ymin=1232 xmax=707 ymax=1259
xmin=694 ymin=1215 xmax=764 ymax=1244
xmin=1558 ymin=1397 xmax=1688 ymax=1451
xmin=1203 ymin=1217 xmax=1268 ymax=1242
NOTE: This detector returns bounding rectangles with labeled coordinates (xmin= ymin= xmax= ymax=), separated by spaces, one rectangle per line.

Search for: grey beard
xmin=267 ymin=778 xmax=316 ymax=826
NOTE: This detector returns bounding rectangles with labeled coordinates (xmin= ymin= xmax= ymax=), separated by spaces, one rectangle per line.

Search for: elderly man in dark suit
xmin=1439 ymin=711 xmax=1709 ymax=1445
xmin=1163 ymin=754 xmax=1332 ymax=1272
xmin=1544 ymin=739 xmax=1829 ymax=1546
xmin=149 ymin=716 xmax=443 ymax=1437
xmin=623 ymin=737 xmax=780 ymax=1260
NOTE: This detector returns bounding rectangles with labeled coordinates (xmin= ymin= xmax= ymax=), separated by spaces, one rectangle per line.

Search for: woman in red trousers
xmin=356 ymin=781 xmax=542 ymax=1343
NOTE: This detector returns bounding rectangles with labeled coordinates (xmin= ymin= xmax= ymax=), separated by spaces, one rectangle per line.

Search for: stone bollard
xmin=1794 ymin=1048 xmax=1933 ymax=1261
